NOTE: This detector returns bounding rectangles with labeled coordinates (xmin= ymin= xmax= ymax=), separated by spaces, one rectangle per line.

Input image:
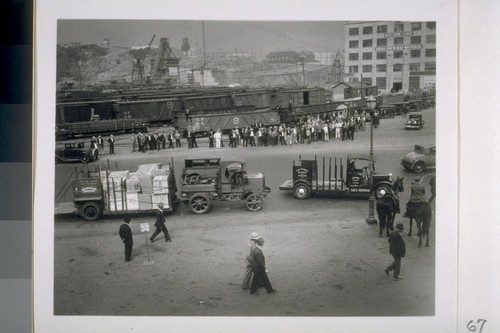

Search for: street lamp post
xmin=365 ymin=95 xmax=378 ymax=225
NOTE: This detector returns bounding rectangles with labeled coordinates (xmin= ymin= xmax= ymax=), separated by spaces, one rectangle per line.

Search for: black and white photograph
xmin=35 ymin=1 xmax=469 ymax=332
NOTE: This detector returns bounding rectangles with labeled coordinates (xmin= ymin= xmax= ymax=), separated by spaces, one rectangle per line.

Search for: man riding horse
xmin=403 ymin=178 xmax=426 ymax=218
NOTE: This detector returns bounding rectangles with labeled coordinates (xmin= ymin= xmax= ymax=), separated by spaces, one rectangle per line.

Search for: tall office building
xmin=344 ymin=21 xmax=436 ymax=94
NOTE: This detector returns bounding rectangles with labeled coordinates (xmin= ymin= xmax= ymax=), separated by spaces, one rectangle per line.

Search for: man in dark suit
xmin=385 ymin=223 xmax=406 ymax=280
xmin=119 ymin=216 xmax=133 ymax=261
xmin=250 ymin=237 xmax=276 ymax=295
xmin=107 ymin=135 xmax=115 ymax=154
xmin=150 ymin=203 xmax=171 ymax=243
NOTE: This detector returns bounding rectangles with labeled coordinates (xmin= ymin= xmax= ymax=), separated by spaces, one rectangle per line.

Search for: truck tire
xmin=246 ymin=194 xmax=263 ymax=211
xmin=388 ymin=112 xmax=395 ymax=118
xmin=413 ymin=162 xmax=426 ymax=173
xmin=80 ymin=202 xmax=102 ymax=221
xmin=293 ymin=183 xmax=311 ymax=199
xmin=189 ymin=193 xmax=211 ymax=214
xmin=374 ymin=184 xmax=391 ymax=200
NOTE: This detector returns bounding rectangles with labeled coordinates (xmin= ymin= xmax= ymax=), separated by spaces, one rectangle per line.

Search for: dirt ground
xmin=53 ymin=118 xmax=436 ymax=322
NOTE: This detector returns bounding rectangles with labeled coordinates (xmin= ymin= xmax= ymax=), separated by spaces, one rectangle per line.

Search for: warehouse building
xmin=344 ymin=21 xmax=436 ymax=93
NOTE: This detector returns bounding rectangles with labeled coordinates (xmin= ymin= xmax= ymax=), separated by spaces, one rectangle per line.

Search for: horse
xmin=407 ymin=201 xmax=433 ymax=247
xmin=376 ymin=176 xmax=404 ymax=237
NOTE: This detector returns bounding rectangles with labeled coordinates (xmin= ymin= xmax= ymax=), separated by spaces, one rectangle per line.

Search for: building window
xmin=363 ymin=26 xmax=373 ymax=35
xmin=362 ymin=39 xmax=373 ymax=47
xmin=409 ymin=76 xmax=420 ymax=90
xmin=426 ymin=22 xmax=436 ymax=30
xmin=376 ymin=64 xmax=387 ymax=72
xmin=411 ymin=22 xmax=422 ymax=31
xmin=394 ymin=50 xmax=404 ymax=58
xmin=377 ymin=25 xmax=387 ymax=33
xmin=410 ymin=36 xmax=421 ymax=44
xmin=349 ymin=28 xmax=359 ymax=36
xmin=376 ymin=52 xmax=387 ymax=60
xmin=426 ymin=35 xmax=436 ymax=44
xmin=376 ymin=77 xmax=386 ymax=90
xmin=425 ymin=62 xmax=436 ymax=71
xmin=362 ymin=65 xmax=372 ymax=73
xmin=411 ymin=49 xmax=421 ymax=58
xmin=349 ymin=40 xmax=359 ymax=48
xmin=349 ymin=66 xmax=359 ymax=73
xmin=425 ymin=48 xmax=436 ymax=57
xmin=394 ymin=23 xmax=405 ymax=32
xmin=349 ymin=53 xmax=359 ymax=61
xmin=394 ymin=37 xmax=404 ymax=45
xmin=409 ymin=63 xmax=421 ymax=71
xmin=377 ymin=38 xmax=387 ymax=46
xmin=362 ymin=52 xmax=372 ymax=60
xmin=393 ymin=64 xmax=403 ymax=72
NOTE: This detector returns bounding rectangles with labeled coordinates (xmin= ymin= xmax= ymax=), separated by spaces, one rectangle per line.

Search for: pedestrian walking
xmin=119 ymin=216 xmax=133 ymax=262
xmin=250 ymin=237 xmax=276 ymax=295
xmin=242 ymin=232 xmax=259 ymax=290
xmin=150 ymin=203 xmax=172 ymax=243
xmin=385 ymin=223 xmax=406 ymax=281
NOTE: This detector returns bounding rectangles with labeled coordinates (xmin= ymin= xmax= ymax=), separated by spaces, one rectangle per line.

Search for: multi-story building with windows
xmin=344 ymin=21 xmax=436 ymax=93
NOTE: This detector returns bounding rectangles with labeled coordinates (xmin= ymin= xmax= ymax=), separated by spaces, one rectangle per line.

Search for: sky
xmin=57 ymin=20 xmax=346 ymax=55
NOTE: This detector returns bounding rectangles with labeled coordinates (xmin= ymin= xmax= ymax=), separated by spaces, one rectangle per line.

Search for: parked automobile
xmin=55 ymin=142 xmax=94 ymax=163
xmin=405 ymin=114 xmax=425 ymax=130
xmin=401 ymin=145 xmax=436 ymax=173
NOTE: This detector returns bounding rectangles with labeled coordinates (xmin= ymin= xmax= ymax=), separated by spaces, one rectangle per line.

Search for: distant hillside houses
xmin=266 ymin=51 xmax=316 ymax=63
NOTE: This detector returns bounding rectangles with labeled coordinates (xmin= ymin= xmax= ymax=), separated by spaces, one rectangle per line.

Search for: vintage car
xmin=55 ymin=142 xmax=94 ymax=163
xmin=405 ymin=114 xmax=425 ymax=130
xmin=401 ymin=145 xmax=436 ymax=173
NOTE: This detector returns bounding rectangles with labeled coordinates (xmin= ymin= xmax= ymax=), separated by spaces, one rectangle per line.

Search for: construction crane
xmin=150 ymin=37 xmax=180 ymax=85
xmin=327 ymin=49 xmax=346 ymax=84
xmin=129 ymin=34 xmax=155 ymax=84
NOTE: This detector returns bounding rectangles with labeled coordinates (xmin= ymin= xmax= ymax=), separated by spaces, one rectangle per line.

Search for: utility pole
xmin=202 ymin=20 xmax=206 ymax=87
xmin=300 ymin=57 xmax=306 ymax=87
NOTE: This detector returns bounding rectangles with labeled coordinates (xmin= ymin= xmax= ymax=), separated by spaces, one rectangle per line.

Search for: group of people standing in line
xmin=207 ymin=112 xmax=369 ymax=149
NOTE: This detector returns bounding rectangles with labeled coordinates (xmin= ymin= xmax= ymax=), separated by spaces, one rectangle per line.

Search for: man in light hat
xmin=107 ymin=135 xmax=115 ymax=155
xmin=250 ymin=237 xmax=276 ymax=295
xmin=385 ymin=223 xmax=406 ymax=281
xmin=150 ymin=202 xmax=171 ymax=243
xmin=242 ymin=232 xmax=259 ymax=290
xmin=119 ymin=216 xmax=133 ymax=262
xmin=403 ymin=178 xmax=427 ymax=218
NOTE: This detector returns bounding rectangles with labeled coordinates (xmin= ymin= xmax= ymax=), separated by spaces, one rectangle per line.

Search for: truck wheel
xmin=388 ymin=112 xmax=395 ymax=118
xmin=189 ymin=193 xmax=211 ymax=214
xmin=293 ymin=183 xmax=311 ymax=199
xmin=246 ymin=194 xmax=263 ymax=211
xmin=80 ymin=154 xmax=91 ymax=163
xmin=374 ymin=184 xmax=391 ymax=200
xmin=413 ymin=162 xmax=426 ymax=173
xmin=80 ymin=202 xmax=102 ymax=221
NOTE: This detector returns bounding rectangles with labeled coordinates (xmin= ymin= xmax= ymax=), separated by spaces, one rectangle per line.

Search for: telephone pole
xmin=300 ymin=57 xmax=306 ymax=87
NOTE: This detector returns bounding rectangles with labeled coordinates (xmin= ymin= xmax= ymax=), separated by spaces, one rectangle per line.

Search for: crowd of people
xmin=89 ymin=110 xmax=381 ymax=156
xmin=207 ymin=112 xmax=369 ymax=149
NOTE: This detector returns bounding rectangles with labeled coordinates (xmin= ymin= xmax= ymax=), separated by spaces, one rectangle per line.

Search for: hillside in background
xmin=57 ymin=45 xmax=335 ymax=90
